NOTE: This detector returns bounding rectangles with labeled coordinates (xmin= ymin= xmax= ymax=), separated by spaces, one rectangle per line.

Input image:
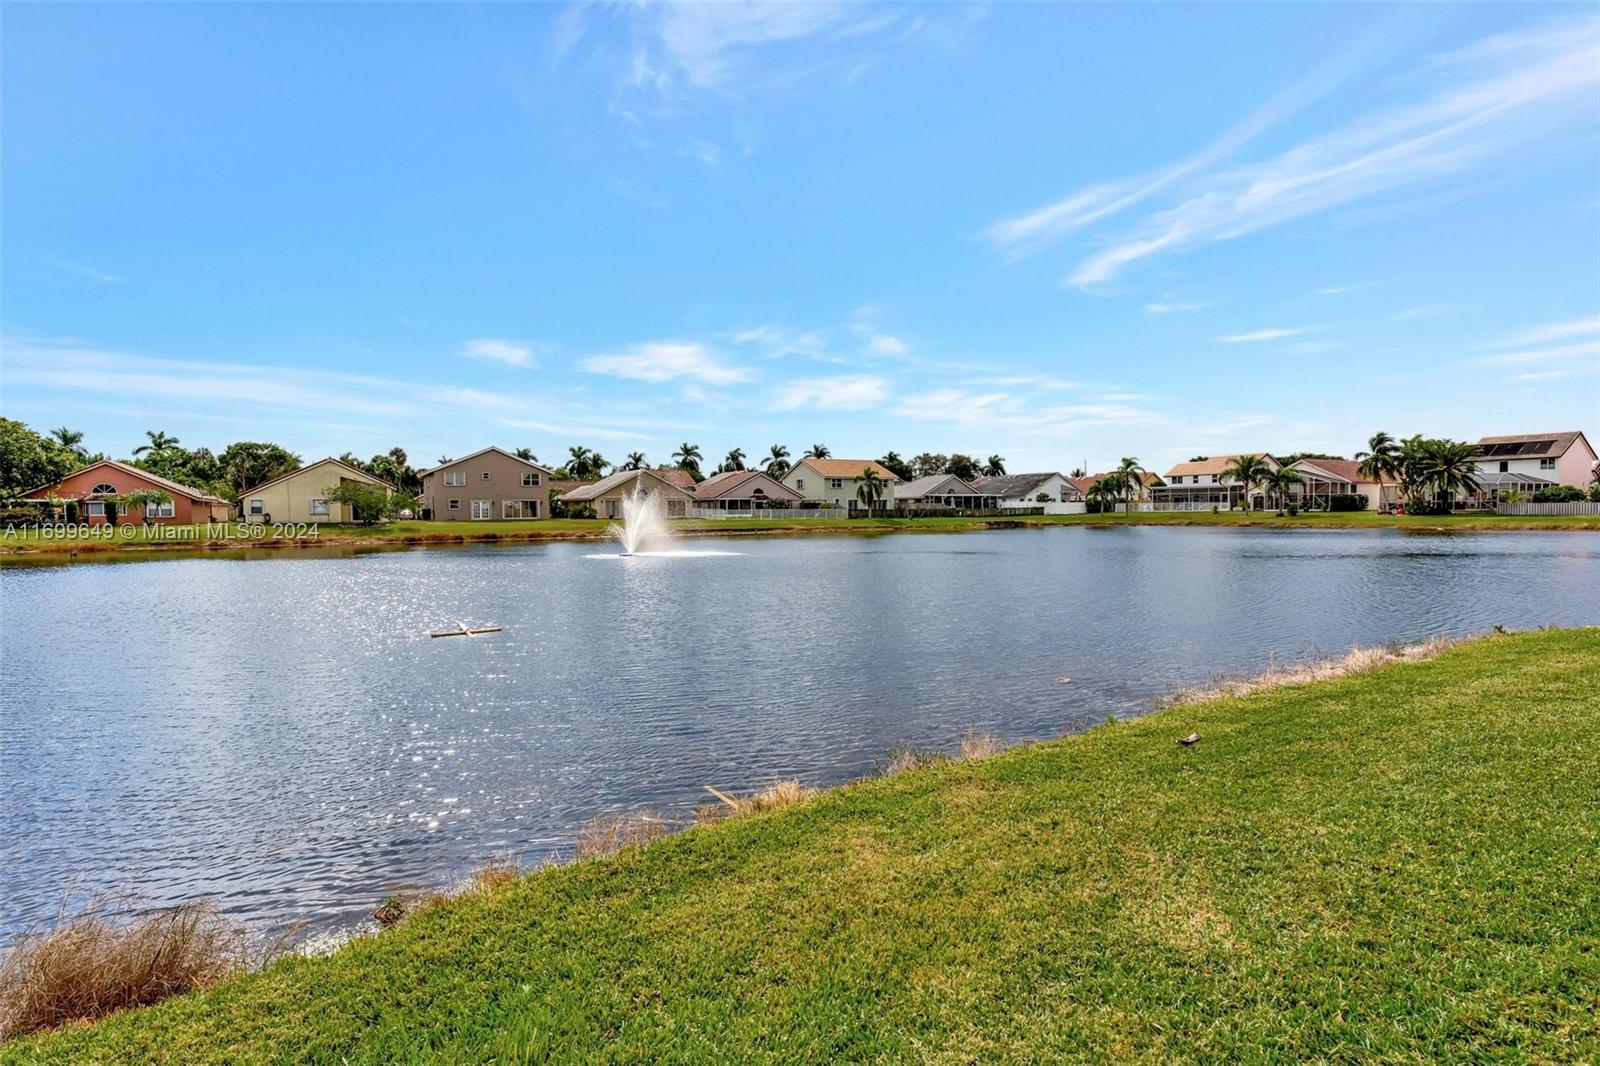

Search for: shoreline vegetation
xmin=5 ymin=627 xmax=1597 ymax=1060
xmin=3 ymin=509 xmax=1597 ymax=562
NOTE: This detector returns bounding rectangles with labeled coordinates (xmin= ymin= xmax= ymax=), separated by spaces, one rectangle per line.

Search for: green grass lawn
xmin=3 ymin=509 xmax=1597 ymax=560
xmin=9 ymin=628 xmax=1598 ymax=1062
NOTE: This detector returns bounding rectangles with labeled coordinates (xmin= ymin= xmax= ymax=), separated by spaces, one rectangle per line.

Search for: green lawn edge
xmin=8 ymin=628 xmax=1600 ymax=1063
xmin=3 ymin=508 xmax=1597 ymax=563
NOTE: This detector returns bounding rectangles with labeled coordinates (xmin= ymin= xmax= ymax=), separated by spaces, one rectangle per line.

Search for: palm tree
xmin=132 ymin=430 xmax=179 ymax=456
xmin=1115 ymin=457 xmax=1147 ymax=515
xmin=590 ymin=452 xmax=610 ymax=475
xmin=1091 ymin=473 xmax=1125 ymax=513
xmin=567 ymin=446 xmax=593 ymax=479
xmin=721 ymin=448 xmax=746 ymax=473
xmin=1261 ymin=465 xmax=1304 ymax=512
xmin=1355 ymin=431 xmax=1400 ymax=511
xmin=855 ymin=468 xmax=886 ymax=513
xmin=672 ymin=442 xmax=703 ymax=473
xmin=764 ymin=444 xmax=790 ymax=476
xmin=1220 ymin=454 xmax=1272 ymax=512
xmin=622 ymin=451 xmax=646 ymax=471
xmin=51 ymin=427 xmax=87 ymax=456
xmin=1069 ymin=466 xmax=1086 ymax=479
xmin=1425 ymin=439 xmax=1481 ymax=510
xmin=804 ymin=443 xmax=830 ymax=460
xmin=983 ymin=455 xmax=1006 ymax=477
xmin=513 ymin=447 xmax=538 ymax=462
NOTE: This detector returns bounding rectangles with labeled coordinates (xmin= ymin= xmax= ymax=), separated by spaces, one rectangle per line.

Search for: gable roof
xmin=1163 ymin=453 xmax=1277 ymax=478
xmin=241 ymin=457 xmax=395 ymax=496
xmin=559 ymin=467 xmax=696 ymax=502
xmin=1290 ymin=458 xmax=1398 ymax=485
xmin=789 ymin=458 xmax=900 ymax=481
xmin=22 ymin=458 xmax=227 ymax=503
xmin=650 ymin=467 xmax=699 ymax=490
xmin=418 ymin=446 xmax=553 ymax=478
xmin=693 ymin=470 xmax=804 ymax=501
xmin=900 ymin=474 xmax=985 ymax=498
xmin=1078 ymin=470 xmax=1164 ymax=492
xmin=971 ymin=472 xmax=1062 ymax=498
xmin=1474 ymin=431 xmax=1593 ymax=460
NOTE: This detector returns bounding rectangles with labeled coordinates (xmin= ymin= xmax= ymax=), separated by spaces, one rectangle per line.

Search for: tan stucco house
xmin=780 ymin=458 xmax=900 ymax=511
xmin=561 ymin=468 xmax=696 ymax=518
xmin=239 ymin=457 xmax=394 ymax=524
xmin=417 ymin=447 xmax=554 ymax=520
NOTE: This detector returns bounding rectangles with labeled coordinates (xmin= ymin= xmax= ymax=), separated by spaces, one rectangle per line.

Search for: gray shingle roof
xmin=970 ymin=472 xmax=1061 ymax=499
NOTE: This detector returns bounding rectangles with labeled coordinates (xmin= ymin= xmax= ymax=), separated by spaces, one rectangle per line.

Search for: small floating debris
xmin=430 ymin=621 xmax=503 ymax=638
xmin=1054 ymin=676 xmax=1071 ymax=684
xmin=1178 ymin=732 xmax=1201 ymax=746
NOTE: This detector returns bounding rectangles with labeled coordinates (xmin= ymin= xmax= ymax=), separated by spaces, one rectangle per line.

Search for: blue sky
xmin=3 ymin=2 xmax=1597 ymax=474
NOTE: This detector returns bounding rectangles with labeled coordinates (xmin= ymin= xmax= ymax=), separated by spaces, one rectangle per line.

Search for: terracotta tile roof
xmin=1079 ymin=469 xmax=1163 ymax=491
xmin=651 ymin=468 xmax=699 ymax=489
xmin=792 ymin=458 xmax=900 ymax=480
xmin=693 ymin=470 xmax=804 ymax=501
xmin=23 ymin=458 xmax=227 ymax=503
xmin=1162 ymin=454 xmax=1274 ymax=478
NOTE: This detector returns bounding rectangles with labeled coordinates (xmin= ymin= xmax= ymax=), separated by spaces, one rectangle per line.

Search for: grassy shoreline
xmin=7 ymin=627 xmax=1597 ymax=1061
xmin=3 ymin=508 xmax=1596 ymax=562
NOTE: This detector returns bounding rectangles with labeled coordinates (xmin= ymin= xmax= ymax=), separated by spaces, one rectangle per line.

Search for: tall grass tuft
xmin=957 ymin=730 xmax=1003 ymax=761
xmin=575 ymin=812 xmax=675 ymax=859
xmin=696 ymin=780 xmax=817 ymax=825
xmin=0 ymin=899 xmax=253 ymax=1042
xmin=462 ymin=853 xmax=522 ymax=895
xmin=1161 ymin=634 xmax=1463 ymax=706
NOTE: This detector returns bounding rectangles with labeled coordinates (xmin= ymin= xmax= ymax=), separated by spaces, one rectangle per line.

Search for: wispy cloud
xmin=583 ymin=340 xmax=755 ymax=384
xmin=1143 ymin=301 xmax=1208 ymax=315
xmin=1494 ymin=314 xmax=1600 ymax=347
xmin=58 ymin=260 xmax=121 ymax=284
xmin=1217 ymin=326 xmax=1315 ymax=344
xmin=1317 ymin=283 xmax=1369 ymax=296
xmin=990 ymin=15 xmax=1600 ymax=286
xmin=1475 ymin=315 xmax=1600 ymax=384
xmin=1390 ymin=304 xmax=1452 ymax=321
xmin=772 ymin=373 xmax=888 ymax=410
xmin=460 ymin=337 xmax=535 ymax=367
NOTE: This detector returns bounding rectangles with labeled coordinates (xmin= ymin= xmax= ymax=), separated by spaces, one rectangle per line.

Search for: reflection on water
xmin=2 ymin=527 xmax=1596 ymax=937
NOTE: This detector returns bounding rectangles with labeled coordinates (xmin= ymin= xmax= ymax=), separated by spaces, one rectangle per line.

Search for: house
xmin=780 ymin=459 xmax=900 ymax=511
xmin=1288 ymin=458 xmax=1394 ymax=511
xmin=239 ymin=457 xmax=395 ymax=524
xmin=560 ymin=468 xmax=697 ymax=519
xmin=416 ymin=447 xmax=554 ymax=520
xmin=692 ymin=470 xmax=804 ymax=513
xmin=1153 ymin=454 xmax=1279 ymax=509
xmin=1077 ymin=469 xmax=1166 ymax=504
xmin=21 ymin=459 xmax=231 ymax=525
xmin=972 ymin=472 xmax=1074 ymax=508
xmin=897 ymin=474 xmax=989 ymax=510
xmin=1472 ymin=432 xmax=1597 ymax=494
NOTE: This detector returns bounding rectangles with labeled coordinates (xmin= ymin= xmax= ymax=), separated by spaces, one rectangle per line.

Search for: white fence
xmin=690 ymin=507 xmax=852 ymax=520
xmin=1496 ymin=501 xmax=1600 ymax=516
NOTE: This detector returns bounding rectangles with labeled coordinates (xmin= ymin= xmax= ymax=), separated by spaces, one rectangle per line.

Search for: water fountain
xmin=610 ymin=488 xmax=669 ymax=556
xmin=587 ymin=487 xmax=741 ymax=559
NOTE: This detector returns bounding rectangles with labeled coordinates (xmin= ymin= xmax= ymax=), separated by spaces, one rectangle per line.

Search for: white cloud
xmin=1143 ymin=301 xmax=1208 ymax=315
xmin=1217 ymin=326 xmax=1314 ymax=343
xmin=867 ymin=333 xmax=908 ymax=356
xmin=993 ymin=15 xmax=1600 ymax=285
xmin=460 ymin=337 xmax=534 ymax=367
xmin=582 ymin=341 xmax=755 ymax=385
xmin=1493 ymin=314 xmax=1600 ymax=346
xmin=1477 ymin=339 xmax=1600 ymax=366
xmin=772 ymin=374 xmax=888 ymax=410
xmin=1390 ymin=305 xmax=1451 ymax=321
xmin=1317 ymin=283 xmax=1368 ymax=296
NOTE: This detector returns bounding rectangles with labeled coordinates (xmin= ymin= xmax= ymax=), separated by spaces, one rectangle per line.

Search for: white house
xmin=1473 ymin=432 xmax=1597 ymax=495
xmin=1154 ymin=454 xmax=1279 ymax=509
xmin=970 ymin=472 xmax=1073 ymax=508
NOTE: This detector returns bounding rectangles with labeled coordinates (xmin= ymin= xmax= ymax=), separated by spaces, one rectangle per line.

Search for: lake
xmin=2 ymin=526 xmax=1597 ymax=939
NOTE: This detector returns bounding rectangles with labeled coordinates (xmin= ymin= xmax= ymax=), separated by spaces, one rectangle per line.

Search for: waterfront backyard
xmin=2 ymin=526 xmax=1597 ymax=944
xmin=6 ymin=626 xmax=1597 ymax=1061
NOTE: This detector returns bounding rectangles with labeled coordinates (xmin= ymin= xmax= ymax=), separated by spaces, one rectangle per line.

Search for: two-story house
xmin=780 ymin=458 xmax=900 ymax=511
xmin=417 ymin=447 xmax=553 ymax=520
xmin=1472 ymin=432 xmax=1597 ymax=495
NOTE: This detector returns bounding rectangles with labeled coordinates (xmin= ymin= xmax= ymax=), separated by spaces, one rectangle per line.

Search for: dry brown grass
xmin=575 ymin=811 xmax=676 ymax=859
xmin=1161 ymin=634 xmax=1463 ymax=706
xmin=696 ymin=780 xmax=817 ymax=825
xmin=0 ymin=899 xmax=253 ymax=1042
xmin=957 ymin=730 xmax=1003 ymax=761
xmin=461 ymin=853 xmax=522 ymax=895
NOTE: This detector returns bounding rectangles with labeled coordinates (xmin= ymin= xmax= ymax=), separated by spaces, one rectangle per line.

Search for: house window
xmin=447 ymin=498 xmax=461 ymax=511
xmin=309 ymin=499 xmax=330 ymax=516
xmin=144 ymin=501 xmax=176 ymax=518
xmin=471 ymin=500 xmax=492 ymax=519
xmin=91 ymin=483 xmax=118 ymax=494
xmin=444 ymin=471 xmax=466 ymax=486
xmin=796 ymin=478 xmax=805 ymax=490
xmin=1499 ymin=461 xmax=1509 ymax=472
xmin=1540 ymin=458 xmax=1556 ymax=470
xmin=830 ymin=478 xmax=843 ymax=489
xmin=481 ymin=471 xmax=492 ymax=481
xmin=1210 ymin=475 xmax=1219 ymax=483
xmin=247 ymin=499 xmax=265 ymax=516
xmin=87 ymin=501 xmax=105 ymax=517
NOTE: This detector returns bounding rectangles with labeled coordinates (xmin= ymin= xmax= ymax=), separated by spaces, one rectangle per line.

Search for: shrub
xmin=64 ymin=500 xmax=79 ymax=524
xmin=1588 ymin=485 xmax=1600 ymax=503
xmin=0 ymin=899 xmax=253 ymax=1041
xmin=1406 ymin=499 xmax=1453 ymax=516
xmin=1532 ymin=485 xmax=1584 ymax=503
xmin=1327 ymin=493 xmax=1366 ymax=512
xmin=1285 ymin=503 xmax=1300 ymax=517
